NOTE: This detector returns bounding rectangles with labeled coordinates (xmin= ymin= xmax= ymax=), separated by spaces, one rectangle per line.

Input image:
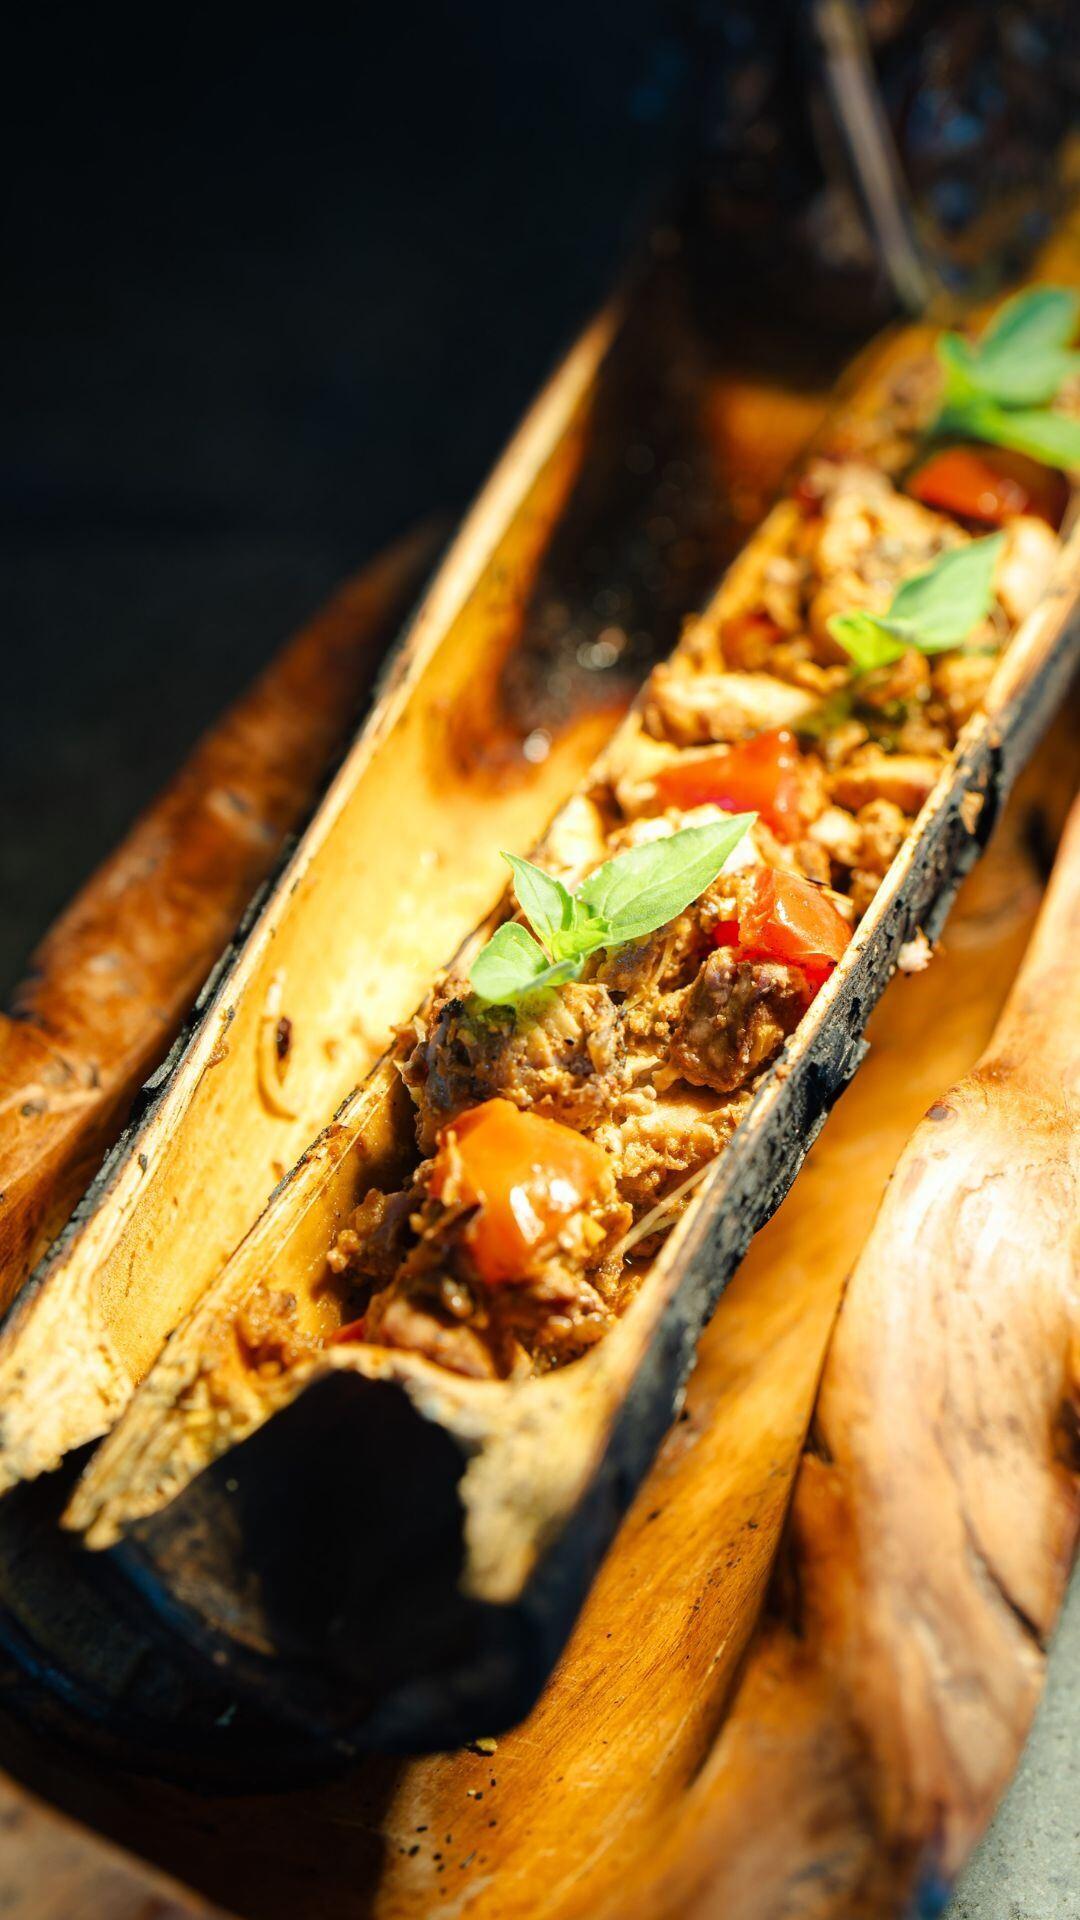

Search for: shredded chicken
xmin=830 ymin=751 xmax=941 ymax=816
xmin=932 ymin=653 xmax=997 ymax=731
xmin=643 ymin=666 xmax=819 ymax=745
xmin=594 ymin=1088 xmax=746 ymax=1213
xmin=235 ymin=1285 xmax=320 ymax=1375
xmin=994 ymin=515 xmax=1060 ymax=624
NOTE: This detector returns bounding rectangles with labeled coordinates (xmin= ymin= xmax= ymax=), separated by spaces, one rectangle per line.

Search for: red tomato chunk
xmin=430 ymin=1099 xmax=609 ymax=1285
xmin=655 ymin=729 xmax=804 ymax=840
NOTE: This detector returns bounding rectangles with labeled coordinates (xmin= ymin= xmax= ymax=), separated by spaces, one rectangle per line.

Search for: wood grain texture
xmin=657 ymin=773 xmax=1080 ymax=1920
xmin=0 ymin=528 xmax=435 ymax=1312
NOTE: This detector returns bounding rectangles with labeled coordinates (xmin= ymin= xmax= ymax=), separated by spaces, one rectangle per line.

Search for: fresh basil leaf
xmin=578 ymin=815 xmax=755 ymax=947
xmin=933 ymin=287 xmax=1080 ymax=470
xmin=825 ymin=611 xmax=911 ymax=673
xmin=501 ymin=851 xmax=610 ymax=967
xmin=935 ymin=332 xmax=980 ymax=410
xmin=980 ymin=286 xmax=1079 ymax=358
xmin=938 ymin=398 xmax=1080 ymax=473
xmin=472 ymin=817 xmax=756 ymax=1002
xmin=886 ymin=534 xmax=1004 ymax=650
xmin=553 ymin=906 xmax=609 ymax=962
xmin=938 ymin=287 xmax=1080 ymax=409
xmin=828 ymin=535 xmax=1003 ymax=671
xmin=502 ymin=853 xmax=576 ymax=954
xmin=470 ymin=922 xmax=584 ymax=1004
xmin=958 ymin=345 xmax=1080 ymax=408
xmin=515 ymin=955 xmax=588 ymax=995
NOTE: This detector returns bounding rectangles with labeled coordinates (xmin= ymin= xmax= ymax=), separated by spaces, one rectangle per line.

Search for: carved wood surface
xmin=602 ymin=732 xmax=1080 ymax=1920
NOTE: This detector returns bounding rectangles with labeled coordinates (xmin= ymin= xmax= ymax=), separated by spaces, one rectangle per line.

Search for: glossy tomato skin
xmin=430 ymin=1098 xmax=609 ymax=1285
xmin=654 ymin=729 xmax=803 ymax=839
xmin=909 ymin=446 xmax=1067 ymax=528
xmin=718 ymin=867 xmax=851 ymax=979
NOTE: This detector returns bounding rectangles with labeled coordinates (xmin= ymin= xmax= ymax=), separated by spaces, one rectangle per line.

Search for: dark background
xmin=1 ymin=5 xmax=682 ymax=991
xmin=7 ymin=4 xmax=1077 ymax=996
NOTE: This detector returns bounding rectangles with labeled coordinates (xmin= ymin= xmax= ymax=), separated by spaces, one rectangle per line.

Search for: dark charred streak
xmin=482 ymin=230 xmax=855 ymax=758
xmin=1051 ymin=1394 xmax=1080 ymax=1478
xmin=958 ymin=1503 xmax=1047 ymax=1654
xmin=803 ymin=1416 xmax=835 ymax=1467
xmin=761 ymin=1520 xmax=807 ymax=1640
xmin=1022 ymin=803 xmax=1059 ymax=885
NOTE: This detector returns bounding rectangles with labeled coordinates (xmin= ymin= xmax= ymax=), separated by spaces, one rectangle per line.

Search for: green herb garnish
xmin=826 ymin=533 xmax=1003 ymax=674
xmin=934 ymin=285 xmax=1080 ymax=471
xmin=471 ymin=815 xmax=755 ymax=1005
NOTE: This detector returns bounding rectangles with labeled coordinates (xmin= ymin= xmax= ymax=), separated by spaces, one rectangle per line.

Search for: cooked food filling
xmin=313 ymin=288 xmax=1074 ymax=1381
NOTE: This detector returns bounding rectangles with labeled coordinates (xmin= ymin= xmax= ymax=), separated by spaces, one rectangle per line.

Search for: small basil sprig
xmin=471 ymin=815 xmax=755 ymax=1005
xmin=934 ymin=285 xmax=1080 ymax=471
xmin=826 ymin=533 xmax=1003 ymax=674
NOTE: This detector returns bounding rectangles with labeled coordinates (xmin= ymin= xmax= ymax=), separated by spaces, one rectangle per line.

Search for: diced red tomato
xmin=654 ymin=729 xmax=803 ymax=840
xmin=909 ymin=446 xmax=1067 ymax=528
xmin=333 ymin=1317 xmax=367 ymax=1344
xmin=429 ymin=1098 xmax=609 ymax=1286
xmin=716 ymin=867 xmax=852 ymax=979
